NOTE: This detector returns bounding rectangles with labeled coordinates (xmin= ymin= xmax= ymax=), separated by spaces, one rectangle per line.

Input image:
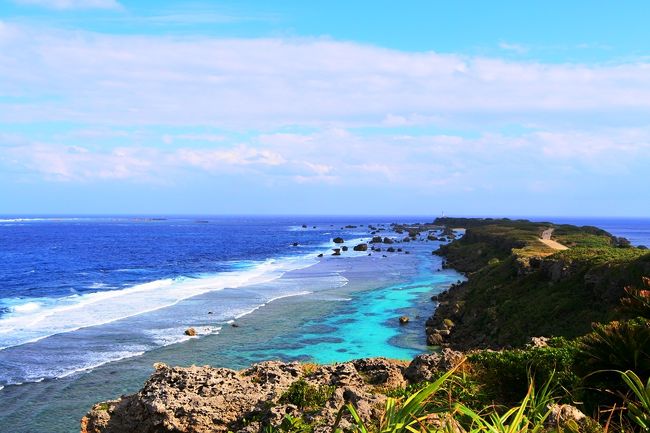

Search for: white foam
xmin=57 ymin=350 xmax=147 ymax=379
xmin=0 ymin=255 xmax=318 ymax=350
xmin=11 ymin=302 xmax=42 ymax=314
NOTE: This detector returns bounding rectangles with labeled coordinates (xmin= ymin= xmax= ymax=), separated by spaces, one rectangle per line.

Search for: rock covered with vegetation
xmin=81 ymin=357 xmax=422 ymax=433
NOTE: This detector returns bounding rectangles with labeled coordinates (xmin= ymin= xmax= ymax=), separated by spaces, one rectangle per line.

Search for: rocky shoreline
xmin=79 ymin=218 xmax=650 ymax=433
xmin=80 ymin=221 xmax=464 ymax=433
xmin=81 ymin=351 xmax=463 ymax=433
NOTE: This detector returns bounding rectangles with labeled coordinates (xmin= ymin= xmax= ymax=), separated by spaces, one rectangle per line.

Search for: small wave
xmin=11 ymin=302 xmax=42 ymax=314
xmin=0 ymin=254 xmax=319 ymax=351
xmin=57 ymin=350 xmax=147 ymax=379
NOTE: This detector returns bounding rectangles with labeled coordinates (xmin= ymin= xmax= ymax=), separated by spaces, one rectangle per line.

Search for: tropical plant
xmin=621 ymin=277 xmax=650 ymax=319
xmin=335 ymin=365 xmax=461 ymax=433
xmin=577 ymin=319 xmax=650 ymax=412
xmin=620 ymin=370 xmax=650 ymax=431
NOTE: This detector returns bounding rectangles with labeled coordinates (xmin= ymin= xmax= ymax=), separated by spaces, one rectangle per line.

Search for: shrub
xmin=279 ymin=379 xmax=335 ymax=411
xmin=468 ymin=343 xmax=580 ymax=404
xmin=621 ymin=277 xmax=650 ymax=319
xmin=576 ymin=319 xmax=650 ymax=412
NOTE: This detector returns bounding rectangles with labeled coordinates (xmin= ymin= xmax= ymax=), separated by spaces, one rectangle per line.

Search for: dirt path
xmin=539 ymin=228 xmax=569 ymax=250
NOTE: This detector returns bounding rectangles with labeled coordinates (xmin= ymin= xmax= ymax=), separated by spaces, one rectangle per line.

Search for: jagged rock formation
xmin=80 ymin=354 xmax=461 ymax=433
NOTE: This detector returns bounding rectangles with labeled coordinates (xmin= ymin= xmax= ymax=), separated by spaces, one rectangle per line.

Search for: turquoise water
xmin=0 ymin=225 xmax=464 ymax=433
xmin=212 ymin=252 xmax=463 ymax=365
xmin=281 ymin=268 xmax=458 ymax=363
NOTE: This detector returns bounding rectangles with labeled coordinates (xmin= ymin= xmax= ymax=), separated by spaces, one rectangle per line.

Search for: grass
xmin=432 ymin=218 xmax=650 ymax=348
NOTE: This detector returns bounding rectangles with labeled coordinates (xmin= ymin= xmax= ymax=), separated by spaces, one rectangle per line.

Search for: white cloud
xmin=5 ymin=125 xmax=648 ymax=191
xmin=498 ymin=42 xmax=529 ymax=54
xmin=1 ymin=23 xmax=649 ymax=129
xmin=1 ymin=22 xmax=649 ymax=209
xmin=13 ymin=0 xmax=122 ymax=10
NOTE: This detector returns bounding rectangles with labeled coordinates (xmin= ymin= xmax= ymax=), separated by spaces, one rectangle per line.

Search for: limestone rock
xmin=403 ymin=349 xmax=464 ymax=383
xmin=81 ymin=358 xmax=408 ymax=433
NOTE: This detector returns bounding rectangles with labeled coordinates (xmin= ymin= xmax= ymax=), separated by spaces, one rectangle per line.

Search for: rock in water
xmin=353 ymin=243 xmax=368 ymax=251
xmin=332 ymin=248 xmax=341 ymax=256
xmin=184 ymin=328 xmax=196 ymax=336
xmin=333 ymin=237 xmax=345 ymax=244
xmin=399 ymin=316 xmax=409 ymax=324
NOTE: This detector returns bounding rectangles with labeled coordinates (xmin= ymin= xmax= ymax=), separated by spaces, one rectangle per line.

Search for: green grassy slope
xmin=429 ymin=218 xmax=650 ymax=349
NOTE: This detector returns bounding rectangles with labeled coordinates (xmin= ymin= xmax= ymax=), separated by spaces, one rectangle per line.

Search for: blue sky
xmin=1 ymin=0 xmax=649 ymax=216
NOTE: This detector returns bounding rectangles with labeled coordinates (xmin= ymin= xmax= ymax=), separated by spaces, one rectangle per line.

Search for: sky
xmin=0 ymin=1 xmax=649 ymax=216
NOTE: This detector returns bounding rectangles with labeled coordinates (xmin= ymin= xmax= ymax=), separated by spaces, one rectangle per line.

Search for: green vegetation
xmin=264 ymin=219 xmax=650 ymax=433
xmin=621 ymin=371 xmax=650 ymax=431
xmin=431 ymin=218 xmax=650 ymax=348
xmin=280 ymin=378 xmax=336 ymax=411
xmin=468 ymin=339 xmax=579 ymax=404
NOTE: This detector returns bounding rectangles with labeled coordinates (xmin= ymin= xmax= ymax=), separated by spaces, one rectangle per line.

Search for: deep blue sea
xmin=0 ymin=216 xmax=395 ymax=386
xmin=0 ymin=215 xmax=648 ymax=432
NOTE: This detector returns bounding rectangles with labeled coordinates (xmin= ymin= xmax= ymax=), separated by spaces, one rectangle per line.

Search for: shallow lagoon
xmin=0 ymin=229 xmax=462 ymax=433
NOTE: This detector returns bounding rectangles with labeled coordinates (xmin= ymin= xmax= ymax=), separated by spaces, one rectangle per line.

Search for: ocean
xmin=0 ymin=215 xmax=648 ymax=432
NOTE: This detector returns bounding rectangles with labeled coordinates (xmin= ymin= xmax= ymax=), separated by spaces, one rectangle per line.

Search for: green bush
xmin=576 ymin=318 xmax=650 ymax=412
xmin=621 ymin=277 xmax=650 ymax=319
xmin=468 ymin=343 xmax=580 ymax=404
xmin=279 ymin=379 xmax=335 ymax=411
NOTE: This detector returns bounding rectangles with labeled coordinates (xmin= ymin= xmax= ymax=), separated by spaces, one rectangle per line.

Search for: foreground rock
xmin=81 ymin=355 xmax=464 ymax=433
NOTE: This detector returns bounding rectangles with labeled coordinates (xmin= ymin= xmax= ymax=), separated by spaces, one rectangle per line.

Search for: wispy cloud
xmin=498 ymin=41 xmax=529 ymax=54
xmin=1 ymin=23 xmax=649 ymax=129
xmin=12 ymin=0 xmax=123 ymax=10
xmin=1 ymin=23 xmax=649 ymax=215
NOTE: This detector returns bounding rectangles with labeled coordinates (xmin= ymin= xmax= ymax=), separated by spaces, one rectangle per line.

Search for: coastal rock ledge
xmin=81 ymin=353 xmax=462 ymax=433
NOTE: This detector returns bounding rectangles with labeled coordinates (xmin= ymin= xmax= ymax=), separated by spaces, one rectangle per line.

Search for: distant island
xmin=81 ymin=218 xmax=650 ymax=433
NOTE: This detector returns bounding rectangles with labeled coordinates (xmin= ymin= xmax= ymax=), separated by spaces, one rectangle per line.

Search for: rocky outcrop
xmin=353 ymin=244 xmax=368 ymax=252
xmin=403 ymin=349 xmax=464 ymax=383
xmin=81 ymin=358 xmax=414 ymax=433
